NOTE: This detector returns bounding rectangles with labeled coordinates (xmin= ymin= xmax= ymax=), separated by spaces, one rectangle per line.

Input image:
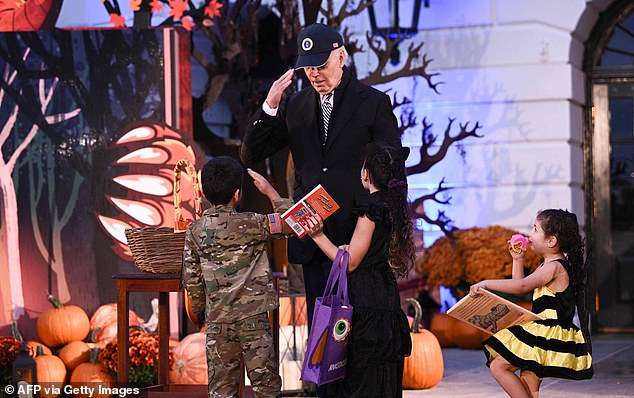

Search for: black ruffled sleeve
xmin=351 ymin=191 xmax=389 ymax=223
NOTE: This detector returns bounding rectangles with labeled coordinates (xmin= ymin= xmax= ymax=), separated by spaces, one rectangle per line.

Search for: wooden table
xmin=113 ymin=273 xmax=180 ymax=387
xmin=113 ymin=272 xmax=272 ymax=397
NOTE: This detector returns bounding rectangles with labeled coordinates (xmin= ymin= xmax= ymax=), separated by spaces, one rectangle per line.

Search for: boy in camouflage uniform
xmin=182 ymin=156 xmax=291 ymax=398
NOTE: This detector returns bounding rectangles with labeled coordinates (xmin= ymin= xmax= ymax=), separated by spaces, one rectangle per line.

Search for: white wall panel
xmin=407 ymin=141 xmax=576 ymax=188
xmin=400 ymin=100 xmax=577 ymax=146
xmin=417 ymin=25 xmax=573 ymax=69
xmin=411 ymin=184 xmax=582 ymax=231
xmin=496 ymin=0 xmax=587 ymax=32
xmin=416 ymin=0 xmax=494 ymax=30
xmin=377 ymin=64 xmax=576 ymax=105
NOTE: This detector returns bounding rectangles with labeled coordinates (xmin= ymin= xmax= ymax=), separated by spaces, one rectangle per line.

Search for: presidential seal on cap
xmin=294 ymin=23 xmax=344 ymax=69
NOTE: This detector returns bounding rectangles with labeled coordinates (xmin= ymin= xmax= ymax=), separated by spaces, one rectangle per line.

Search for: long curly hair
xmin=363 ymin=143 xmax=415 ymax=278
xmin=537 ymin=209 xmax=591 ymax=349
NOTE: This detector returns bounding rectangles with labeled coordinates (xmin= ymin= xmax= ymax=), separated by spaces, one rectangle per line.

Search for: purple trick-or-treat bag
xmin=301 ymin=249 xmax=353 ymax=386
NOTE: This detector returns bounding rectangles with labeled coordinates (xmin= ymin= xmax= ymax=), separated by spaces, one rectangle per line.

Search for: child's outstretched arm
xmin=470 ymin=260 xmax=559 ymax=297
xmin=247 ymin=168 xmax=293 ymax=235
xmin=248 ymin=168 xmax=281 ymax=201
xmin=305 ymin=214 xmax=374 ymax=272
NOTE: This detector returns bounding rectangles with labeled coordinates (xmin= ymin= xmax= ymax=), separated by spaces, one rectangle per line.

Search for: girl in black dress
xmin=306 ymin=143 xmax=414 ymax=397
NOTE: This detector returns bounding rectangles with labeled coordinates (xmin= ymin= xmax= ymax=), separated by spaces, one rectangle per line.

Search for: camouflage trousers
xmin=206 ymin=312 xmax=282 ymax=398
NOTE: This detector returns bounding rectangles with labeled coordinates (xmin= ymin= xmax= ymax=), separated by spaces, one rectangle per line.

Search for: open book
xmin=447 ymin=289 xmax=544 ymax=335
xmin=281 ymin=184 xmax=340 ymax=238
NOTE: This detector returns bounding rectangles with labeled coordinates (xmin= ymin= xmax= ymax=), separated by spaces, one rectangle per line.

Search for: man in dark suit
xmin=241 ymin=23 xmax=401 ymax=333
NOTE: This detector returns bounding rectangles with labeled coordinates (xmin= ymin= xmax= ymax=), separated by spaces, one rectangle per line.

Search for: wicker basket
xmin=125 ymin=159 xmax=203 ymax=273
xmin=125 ymin=227 xmax=186 ymax=273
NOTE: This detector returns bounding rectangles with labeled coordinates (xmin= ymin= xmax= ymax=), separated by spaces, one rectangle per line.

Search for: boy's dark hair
xmin=201 ymin=156 xmax=244 ymax=205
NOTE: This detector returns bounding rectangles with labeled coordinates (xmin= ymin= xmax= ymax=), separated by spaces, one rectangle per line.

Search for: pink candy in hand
xmin=510 ymin=234 xmax=529 ymax=253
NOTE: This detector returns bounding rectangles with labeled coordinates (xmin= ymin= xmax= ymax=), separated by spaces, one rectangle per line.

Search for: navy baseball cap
xmin=294 ymin=23 xmax=344 ymax=69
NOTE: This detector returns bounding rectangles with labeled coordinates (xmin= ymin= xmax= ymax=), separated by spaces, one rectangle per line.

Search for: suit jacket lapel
xmin=300 ymin=88 xmax=322 ymax=150
xmin=324 ymin=68 xmax=364 ymax=154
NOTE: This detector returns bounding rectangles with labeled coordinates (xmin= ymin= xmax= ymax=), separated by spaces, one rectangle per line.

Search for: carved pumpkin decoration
xmin=169 ymin=332 xmax=207 ymax=384
xmin=34 ymin=346 xmax=66 ymax=398
xmin=36 ymin=295 xmax=90 ymax=347
xmin=59 ymin=340 xmax=91 ymax=370
xmin=71 ymin=349 xmax=114 ymax=398
xmin=402 ymin=299 xmax=444 ymax=389
xmin=430 ymin=313 xmax=456 ymax=347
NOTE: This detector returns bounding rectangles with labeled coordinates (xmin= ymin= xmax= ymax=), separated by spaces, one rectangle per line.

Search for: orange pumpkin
xmin=34 ymin=346 xmax=66 ymax=398
xmin=59 ymin=340 xmax=91 ymax=370
xmin=448 ymin=320 xmax=488 ymax=349
xmin=402 ymin=299 xmax=444 ymax=389
xmin=26 ymin=340 xmax=52 ymax=357
xmin=37 ymin=294 xmax=90 ymax=347
xmin=170 ymin=332 xmax=207 ymax=384
xmin=430 ymin=313 xmax=456 ymax=347
xmin=90 ymin=303 xmax=144 ymax=330
xmin=89 ymin=303 xmax=144 ymax=345
xmin=70 ymin=349 xmax=114 ymax=398
xmin=9 ymin=321 xmax=53 ymax=358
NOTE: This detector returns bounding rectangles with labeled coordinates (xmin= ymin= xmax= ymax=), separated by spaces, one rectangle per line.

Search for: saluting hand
xmin=265 ymin=69 xmax=294 ymax=109
xmin=248 ymin=168 xmax=281 ymax=201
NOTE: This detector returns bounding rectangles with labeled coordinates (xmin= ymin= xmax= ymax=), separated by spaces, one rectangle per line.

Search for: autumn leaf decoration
xmin=101 ymin=0 xmax=223 ymax=30
xmin=167 ymin=0 xmax=187 ymax=20
xmin=149 ymin=0 xmax=163 ymax=13
xmin=204 ymin=0 xmax=222 ymax=20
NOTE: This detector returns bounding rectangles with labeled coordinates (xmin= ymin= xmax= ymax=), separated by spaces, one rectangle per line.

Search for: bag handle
xmin=174 ymin=159 xmax=203 ymax=233
xmin=335 ymin=251 xmax=350 ymax=306
xmin=322 ymin=249 xmax=350 ymax=306
xmin=323 ymin=249 xmax=345 ymax=296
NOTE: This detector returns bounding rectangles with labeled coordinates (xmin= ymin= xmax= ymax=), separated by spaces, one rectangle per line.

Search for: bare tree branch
xmin=360 ymin=32 xmax=441 ymax=92
xmin=323 ymin=0 xmax=371 ymax=30
xmin=410 ymin=179 xmax=455 ymax=237
xmin=398 ymin=108 xmax=416 ymax=137
xmin=407 ymin=118 xmax=483 ymax=175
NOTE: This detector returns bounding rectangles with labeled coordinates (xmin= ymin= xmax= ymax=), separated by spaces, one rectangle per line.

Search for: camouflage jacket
xmin=182 ymin=198 xmax=292 ymax=323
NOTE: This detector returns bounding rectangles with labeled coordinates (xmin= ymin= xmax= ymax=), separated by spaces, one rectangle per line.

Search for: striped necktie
xmin=322 ymin=92 xmax=333 ymax=145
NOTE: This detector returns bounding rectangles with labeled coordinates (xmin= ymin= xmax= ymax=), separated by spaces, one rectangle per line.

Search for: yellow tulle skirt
xmin=483 ymin=319 xmax=593 ymax=380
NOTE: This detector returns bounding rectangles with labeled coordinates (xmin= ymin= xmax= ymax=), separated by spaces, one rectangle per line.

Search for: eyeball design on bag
xmin=332 ymin=318 xmax=351 ymax=342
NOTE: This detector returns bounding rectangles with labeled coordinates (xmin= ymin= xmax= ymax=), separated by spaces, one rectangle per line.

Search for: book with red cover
xmin=281 ymin=184 xmax=340 ymax=238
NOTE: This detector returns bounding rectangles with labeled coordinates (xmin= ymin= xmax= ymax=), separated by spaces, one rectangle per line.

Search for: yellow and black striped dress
xmin=482 ymin=259 xmax=593 ymax=380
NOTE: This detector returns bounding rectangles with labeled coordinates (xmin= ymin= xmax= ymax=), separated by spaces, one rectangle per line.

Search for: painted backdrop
xmin=0 ymin=28 xmax=199 ymax=337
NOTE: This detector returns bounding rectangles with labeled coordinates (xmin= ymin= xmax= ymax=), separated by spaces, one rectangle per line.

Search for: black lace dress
xmin=328 ymin=191 xmax=412 ymax=397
